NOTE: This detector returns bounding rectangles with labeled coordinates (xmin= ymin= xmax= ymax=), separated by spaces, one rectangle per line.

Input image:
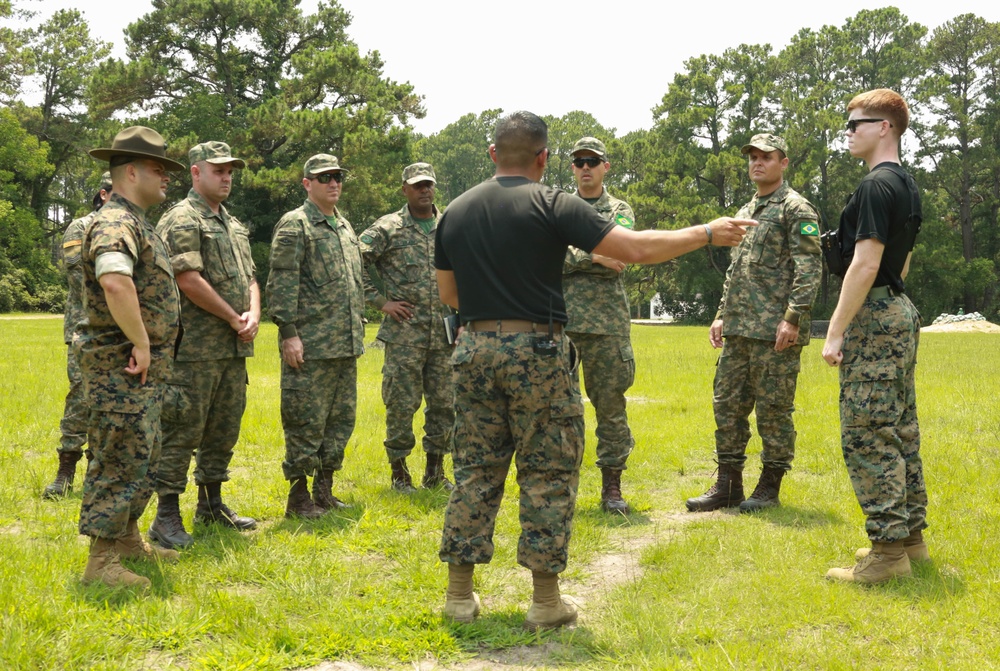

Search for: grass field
xmin=1 ymin=317 xmax=999 ymax=670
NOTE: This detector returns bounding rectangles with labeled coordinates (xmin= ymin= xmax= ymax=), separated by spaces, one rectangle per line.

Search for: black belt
xmin=868 ymin=286 xmax=902 ymax=300
xmin=466 ymin=319 xmax=563 ymax=334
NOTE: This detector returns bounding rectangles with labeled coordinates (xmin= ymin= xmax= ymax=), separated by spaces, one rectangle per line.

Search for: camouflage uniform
xmin=155 ymin=189 xmax=256 ymax=495
xmin=76 ymin=194 xmax=181 ymax=539
xmin=440 ymin=331 xmax=584 ymax=573
xmin=563 ymin=188 xmax=635 ymax=470
xmin=839 ymin=293 xmax=925 ymax=541
xmin=58 ymin=212 xmax=96 ymax=456
xmin=359 ymin=203 xmax=454 ymax=462
xmin=714 ymin=182 xmax=821 ymax=470
xmin=266 ymin=198 xmax=365 ymax=480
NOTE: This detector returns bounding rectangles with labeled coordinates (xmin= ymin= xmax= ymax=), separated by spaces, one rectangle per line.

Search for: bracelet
xmin=703 ymin=223 xmax=713 ymax=245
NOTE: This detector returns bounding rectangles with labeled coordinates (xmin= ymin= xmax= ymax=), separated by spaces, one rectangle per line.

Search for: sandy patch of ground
xmin=921 ymin=320 xmax=1000 ymax=333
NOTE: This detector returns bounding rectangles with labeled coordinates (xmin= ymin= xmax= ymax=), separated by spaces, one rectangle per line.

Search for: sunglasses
xmin=311 ymin=172 xmax=344 ymax=184
xmin=572 ymin=156 xmax=603 ymax=169
xmin=845 ymin=118 xmax=886 ymax=132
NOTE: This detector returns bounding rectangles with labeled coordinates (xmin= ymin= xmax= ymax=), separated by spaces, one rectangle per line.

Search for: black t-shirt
xmin=435 ymin=176 xmax=615 ymax=323
xmin=838 ymin=162 xmax=922 ymax=292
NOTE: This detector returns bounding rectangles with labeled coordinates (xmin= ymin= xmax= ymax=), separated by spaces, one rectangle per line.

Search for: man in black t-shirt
xmin=434 ymin=110 xmax=754 ymax=630
xmin=822 ymin=89 xmax=928 ymax=584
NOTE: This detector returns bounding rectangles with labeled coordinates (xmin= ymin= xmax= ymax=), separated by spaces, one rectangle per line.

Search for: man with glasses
xmin=44 ymin=171 xmax=113 ymax=500
xmin=359 ymin=162 xmax=456 ymax=493
xmin=77 ymin=127 xmax=184 ymax=588
xmin=149 ymin=141 xmax=259 ymax=550
xmin=686 ymin=133 xmax=821 ymax=515
xmin=562 ymin=137 xmax=638 ymax=514
xmin=435 ymin=111 xmax=754 ymax=631
xmin=823 ymin=90 xmax=927 ymax=583
xmin=267 ymin=154 xmax=365 ymax=518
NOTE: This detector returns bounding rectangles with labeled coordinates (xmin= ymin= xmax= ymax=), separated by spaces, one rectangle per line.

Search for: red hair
xmin=848 ymin=89 xmax=909 ymax=136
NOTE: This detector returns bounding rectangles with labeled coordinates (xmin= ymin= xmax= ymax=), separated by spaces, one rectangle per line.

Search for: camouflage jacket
xmin=61 ymin=211 xmax=96 ymax=344
xmin=563 ymin=188 xmax=634 ymax=336
xmin=266 ymin=199 xmax=365 ymax=360
xmin=77 ymin=193 xmax=181 ymax=412
xmin=156 ymin=189 xmax=256 ymax=362
xmin=717 ymin=182 xmax=822 ymax=345
xmin=359 ymin=203 xmax=453 ymax=350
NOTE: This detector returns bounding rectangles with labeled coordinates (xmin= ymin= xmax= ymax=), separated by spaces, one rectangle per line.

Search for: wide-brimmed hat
xmin=402 ymin=162 xmax=436 ymax=185
xmin=304 ymin=154 xmax=349 ymax=177
xmin=89 ymin=126 xmax=186 ymax=171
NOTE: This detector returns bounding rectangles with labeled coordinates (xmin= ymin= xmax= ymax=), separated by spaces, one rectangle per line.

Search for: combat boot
xmin=525 ymin=571 xmax=578 ymax=631
xmin=148 ymin=493 xmax=194 ymax=549
xmin=685 ymin=464 xmax=744 ymax=512
xmin=43 ymin=451 xmax=82 ymax=499
xmin=443 ymin=563 xmax=480 ymax=623
xmin=390 ymin=458 xmax=417 ymax=494
xmin=194 ymin=482 xmax=257 ymax=530
xmin=422 ymin=453 xmax=454 ymax=491
xmin=739 ymin=466 xmax=785 ymax=513
xmin=600 ymin=468 xmax=630 ymax=513
xmin=82 ymin=537 xmax=151 ymax=590
xmin=312 ymin=469 xmax=350 ymax=511
xmin=285 ymin=477 xmax=325 ymax=519
xmin=117 ymin=518 xmax=179 ymax=562
xmin=856 ymin=530 xmax=930 ymax=563
xmin=826 ymin=540 xmax=912 ymax=584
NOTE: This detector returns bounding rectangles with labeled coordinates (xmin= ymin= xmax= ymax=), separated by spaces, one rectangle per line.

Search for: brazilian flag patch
xmin=615 ymin=213 xmax=634 ymax=229
xmin=800 ymin=221 xmax=819 ymax=237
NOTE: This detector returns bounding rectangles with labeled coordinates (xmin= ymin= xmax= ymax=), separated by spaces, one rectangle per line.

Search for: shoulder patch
xmin=360 ymin=234 xmax=374 ymax=245
xmin=800 ymin=221 xmax=819 ymax=237
xmin=615 ymin=213 xmax=634 ymax=229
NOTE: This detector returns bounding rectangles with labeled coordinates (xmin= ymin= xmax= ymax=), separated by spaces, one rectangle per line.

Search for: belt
xmin=466 ymin=319 xmax=564 ymax=334
xmin=868 ymin=286 xmax=902 ymax=300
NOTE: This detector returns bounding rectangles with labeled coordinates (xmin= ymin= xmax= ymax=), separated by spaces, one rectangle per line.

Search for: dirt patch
xmin=921 ymin=320 xmax=1000 ymax=333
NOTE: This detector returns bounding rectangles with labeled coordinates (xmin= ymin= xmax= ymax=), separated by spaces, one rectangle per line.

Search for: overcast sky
xmin=16 ymin=0 xmax=1000 ymax=136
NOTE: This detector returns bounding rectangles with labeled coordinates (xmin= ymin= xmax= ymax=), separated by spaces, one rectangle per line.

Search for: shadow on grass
xmin=267 ymin=505 xmax=367 ymax=536
xmin=742 ymin=504 xmax=843 ymax=528
xmin=574 ymin=507 xmax=653 ymax=529
xmin=875 ymin=559 xmax=968 ymax=601
xmin=446 ymin=611 xmax=597 ymax=665
xmin=73 ymin=558 xmax=175 ymax=604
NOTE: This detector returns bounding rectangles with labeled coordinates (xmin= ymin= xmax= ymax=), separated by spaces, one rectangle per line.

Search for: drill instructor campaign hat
xmin=89 ymin=126 xmax=186 ymax=171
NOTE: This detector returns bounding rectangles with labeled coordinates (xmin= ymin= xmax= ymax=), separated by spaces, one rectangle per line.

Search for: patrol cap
xmin=303 ymin=154 xmax=348 ymax=177
xmin=402 ymin=162 xmax=436 ymax=185
xmin=100 ymin=171 xmax=112 ymax=189
xmin=570 ymin=136 xmax=607 ymax=159
xmin=89 ymin=126 xmax=186 ymax=171
xmin=189 ymin=141 xmax=246 ymax=169
xmin=741 ymin=133 xmax=788 ymax=156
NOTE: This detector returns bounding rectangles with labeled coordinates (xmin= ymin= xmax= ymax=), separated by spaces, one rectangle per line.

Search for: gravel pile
xmin=931 ymin=312 xmax=986 ymax=325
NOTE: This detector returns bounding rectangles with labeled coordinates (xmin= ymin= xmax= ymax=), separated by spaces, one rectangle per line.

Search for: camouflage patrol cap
xmin=189 ymin=141 xmax=246 ymax=168
xmin=100 ymin=172 xmax=112 ymax=189
xmin=303 ymin=154 xmax=348 ymax=177
xmin=570 ymin=136 xmax=607 ymax=159
xmin=402 ymin=162 xmax=436 ymax=185
xmin=741 ymin=133 xmax=788 ymax=155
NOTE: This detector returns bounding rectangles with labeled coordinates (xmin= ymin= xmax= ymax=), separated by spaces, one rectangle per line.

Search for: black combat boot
xmin=149 ymin=493 xmax=194 ymax=549
xmin=600 ymin=468 xmax=630 ymax=513
xmin=195 ymin=482 xmax=257 ymax=529
xmin=422 ymin=453 xmax=454 ymax=491
xmin=312 ymin=469 xmax=350 ymax=511
xmin=43 ymin=451 xmax=82 ymax=499
xmin=285 ymin=477 xmax=325 ymax=519
xmin=685 ymin=464 xmax=744 ymax=512
xmin=390 ymin=458 xmax=417 ymax=494
xmin=739 ymin=466 xmax=785 ymax=512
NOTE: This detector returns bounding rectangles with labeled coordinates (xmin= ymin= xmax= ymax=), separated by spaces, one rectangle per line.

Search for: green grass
xmin=1 ymin=317 xmax=999 ymax=670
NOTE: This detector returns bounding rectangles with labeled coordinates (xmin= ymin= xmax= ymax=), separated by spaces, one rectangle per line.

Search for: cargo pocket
xmin=549 ymin=396 xmax=585 ymax=469
xmin=839 ymin=361 xmax=903 ymax=427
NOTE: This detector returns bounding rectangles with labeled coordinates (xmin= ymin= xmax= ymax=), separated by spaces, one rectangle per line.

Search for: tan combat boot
xmin=83 ymin=537 xmax=152 ymax=590
xmin=117 ymin=518 xmax=180 ymax=563
xmin=855 ymin=530 xmax=930 ymax=563
xmin=826 ymin=540 xmax=912 ymax=584
xmin=443 ymin=563 xmax=480 ymax=623
xmin=525 ymin=570 xmax=578 ymax=631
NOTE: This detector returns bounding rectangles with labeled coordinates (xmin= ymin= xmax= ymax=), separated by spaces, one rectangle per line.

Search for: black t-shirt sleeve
xmin=551 ymin=191 xmax=617 ymax=252
xmin=853 ymin=177 xmax=894 ymax=245
xmin=434 ymin=217 xmax=452 ymax=271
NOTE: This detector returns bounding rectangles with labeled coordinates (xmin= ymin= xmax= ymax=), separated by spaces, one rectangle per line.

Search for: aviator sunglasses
xmin=572 ymin=156 xmax=604 ymax=168
xmin=311 ymin=172 xmax=344 ymax=184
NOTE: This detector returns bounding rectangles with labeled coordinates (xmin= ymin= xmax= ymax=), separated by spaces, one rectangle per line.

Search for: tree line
xmin=2 ymin=1 xmax=998 ymax=322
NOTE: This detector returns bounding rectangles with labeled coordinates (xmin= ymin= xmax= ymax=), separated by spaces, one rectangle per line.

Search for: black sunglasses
xmin=845 ymin=118 xmax=887 ymax=132
xmin=311 ymin=172 xmax=344 ymax=184
xmin=572 ymin=156 xmax=603 ymax=169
